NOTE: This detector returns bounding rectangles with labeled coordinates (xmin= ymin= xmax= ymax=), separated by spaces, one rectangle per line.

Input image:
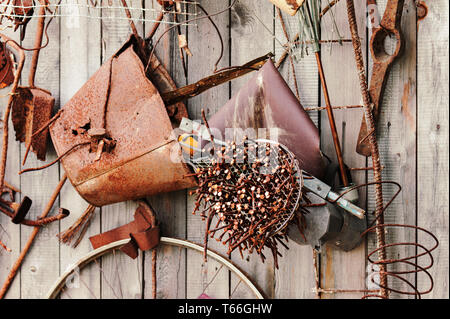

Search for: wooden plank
xmin=18 ymin=3 xmax=61 ymax=298
xmin=0 ymin=26 xmax=22 ymax=299
xmin=319 ymin=0 xmax=367 ymax=299
xmin=58 ymin=0 xmax=102 ymax=299
xmin=365 ymin=0 xmax=417 ymax=299
xmin=99 ymin=0 xmax=144 ymax=299
xmin=229 ymin=0 xmax=276 ymax=299
xmin=142 ymin=0 xmax=187 ymax=299
xmin=185 ymin=0 xmax=231 ymax=299
xmin=273 ymin=9 xmax=319 ymax=299
xmin=417 ymin=0 xmax=449 ymax=299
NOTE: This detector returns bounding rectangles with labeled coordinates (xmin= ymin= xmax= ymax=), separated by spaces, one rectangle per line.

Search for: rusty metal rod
xmin=28 ymin=1 xmax=46 ymax=88
xmin=0 ymin=34 xmax=25 ymax=192
xmin=345 ymin=0 xmax=388 ymax=299
xmin=315 ymin=52 xmax=349 ymax=186
xmin=146 ymin=12 xmax=165 ymax=40
xmin=0 ymin=174 xmax=67 ymax=299
xmin=120 ymin=0 xmax=140 ymax=40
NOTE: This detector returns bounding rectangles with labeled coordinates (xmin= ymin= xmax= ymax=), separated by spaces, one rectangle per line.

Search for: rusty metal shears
xmin=356 ymin=0 xmax=405 ymax=156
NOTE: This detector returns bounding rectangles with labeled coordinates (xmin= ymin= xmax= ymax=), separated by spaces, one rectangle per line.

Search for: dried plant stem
xmin=0 ymin=174 xmax=67 ymax=299
xmin=57 ymin=204 xmax=96 ymax=246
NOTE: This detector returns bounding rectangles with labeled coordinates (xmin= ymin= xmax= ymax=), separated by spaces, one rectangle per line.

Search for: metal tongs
xmin=178 ymin=118 xmax=365 ymax=219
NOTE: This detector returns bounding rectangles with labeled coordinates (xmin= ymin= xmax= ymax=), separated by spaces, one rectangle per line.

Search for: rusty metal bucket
xmin=207 ymin=59 xmax=326 ymax=179
xmin=50 ymin=36 xmax=197 ymax=207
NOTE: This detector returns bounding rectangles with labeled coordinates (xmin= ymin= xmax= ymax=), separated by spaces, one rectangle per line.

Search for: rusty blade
xmin=160 ymin=53 xmax=274 ymax=106
xmin=356 ymin=0 xmax=405 ymax=156
xmin=11 ymin=87 xmax=55 ymax=161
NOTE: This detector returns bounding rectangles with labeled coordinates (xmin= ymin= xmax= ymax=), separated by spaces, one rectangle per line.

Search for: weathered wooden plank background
xmin=0 ymin=0 xmax=448 ymax=299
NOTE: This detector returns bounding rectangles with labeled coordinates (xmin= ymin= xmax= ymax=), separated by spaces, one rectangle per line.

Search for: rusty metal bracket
xmin=356 ymin=0 xmax=405 ymax=156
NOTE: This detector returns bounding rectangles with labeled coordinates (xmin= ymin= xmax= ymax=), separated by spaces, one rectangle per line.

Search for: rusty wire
xmin=145 ymin=0 xmax=238 ymax=74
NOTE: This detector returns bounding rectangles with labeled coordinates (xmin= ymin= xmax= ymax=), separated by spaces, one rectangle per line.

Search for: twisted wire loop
xmin=364 ymin=224 xmax=438 ymax=298
xmin=334 ymin=181 xmax=439 ymax=299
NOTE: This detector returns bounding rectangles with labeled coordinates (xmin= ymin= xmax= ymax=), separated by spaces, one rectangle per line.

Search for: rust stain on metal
xmin=50 ymin=36 xmax=196 ymax=207
xmin=11 ymin=87 xmax=54 ymax=161
xmin=10 ymin=0 xmax=34 ymax=40
xmin=417 ymin=1 xmax=428 ymax=24
xmin=0 ymin=41 xmax=14 ymax=88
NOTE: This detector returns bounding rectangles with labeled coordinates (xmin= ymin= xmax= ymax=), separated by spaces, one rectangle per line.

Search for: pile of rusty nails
xmin=190 ymin=134 xmax=308 ymax=269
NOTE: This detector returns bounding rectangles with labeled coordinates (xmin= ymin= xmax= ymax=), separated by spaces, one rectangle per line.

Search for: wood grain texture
xmin=417 ymin=0 xmax=449 ymax=299
xmin=185 ymin=0 xmax=231 ymax=299
xmin=229 ymin=0 xmax=276 ymax=299
xmin=366 ymin=0 xmax=418 ymax=298
xmin=273 ymin=9 xmax=318 ymax=299
xmin=319 ymin=0 xmax=367 ymax=299
xmin=18 ymin=8 xmax=61 ymax=298
xmin=58 ymin=0 xmax=102 ymax=298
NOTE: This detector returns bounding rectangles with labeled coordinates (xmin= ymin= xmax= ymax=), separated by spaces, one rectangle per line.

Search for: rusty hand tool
xmin=14 ymin=1 xmax=55 ymax=165
xmin=356 ymin=0 xmax=405 ymax=156
xmin=0 ymin=196 xmax=32 ymax=224
xmin=0 ymin=174 xmax=67 ymax=299
xmin=161 ymin=53 xmax=274 ymax=106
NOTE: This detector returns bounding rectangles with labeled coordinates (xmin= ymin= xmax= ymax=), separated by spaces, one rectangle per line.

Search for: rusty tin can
xmin=50 ymin=37 xmax=196 ymax=207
